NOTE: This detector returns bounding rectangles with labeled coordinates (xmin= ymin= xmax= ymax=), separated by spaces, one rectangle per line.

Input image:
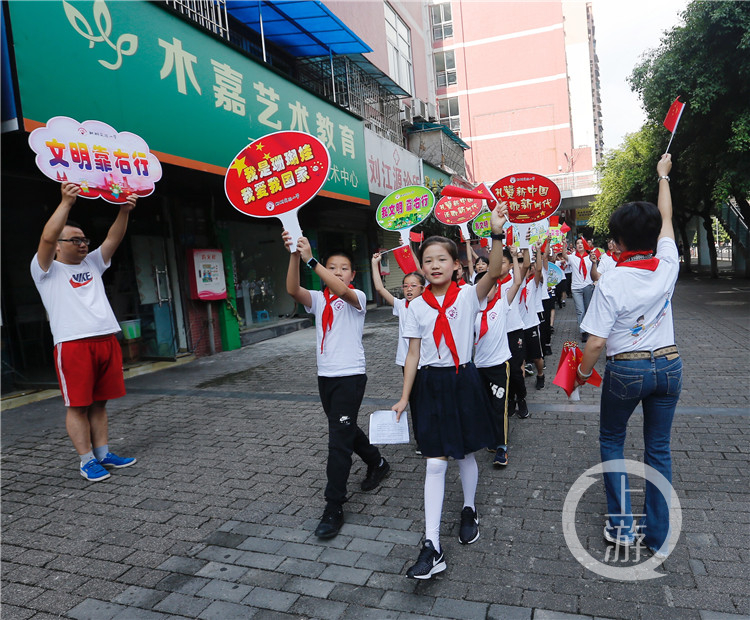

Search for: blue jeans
xmin=599 ymin=355 xmax=682 ymax=552
xmin=572 ymin=284 xmax=594 ymax=333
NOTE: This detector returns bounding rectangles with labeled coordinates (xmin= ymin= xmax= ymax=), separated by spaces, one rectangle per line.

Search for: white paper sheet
xmin=369 ymin=410 xmax=410 ymax=444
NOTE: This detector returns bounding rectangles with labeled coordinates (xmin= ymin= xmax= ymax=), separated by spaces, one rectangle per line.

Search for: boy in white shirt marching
xmin=285 ymin=233 xmax=389 ymax=540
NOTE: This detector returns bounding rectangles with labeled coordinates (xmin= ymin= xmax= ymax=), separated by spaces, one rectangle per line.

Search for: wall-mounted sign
xmin=365 ymin=128 xmax=423 ymax=196
xmin=189 ymin=249 xmax=227 ymax=301
xmin=28 ymin=116 xmax=162 ymax=203
xmin=491 ymin=173 xmax=561 ymax=223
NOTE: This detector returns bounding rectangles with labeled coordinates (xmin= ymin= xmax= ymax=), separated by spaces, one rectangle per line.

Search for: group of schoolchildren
xmin=284 ymin=203 xmax=589 ymax=580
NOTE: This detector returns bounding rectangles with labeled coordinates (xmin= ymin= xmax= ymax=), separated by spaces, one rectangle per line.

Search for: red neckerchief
xmin=476 ymin=293 xmax=503 ymax=343
xmin=606 ymin=251 xmax=614 ymax=258
xmin=457 ymin=278 xmax=467 ymax=287
xmin=321 ymin=285 xmax=355 ymax=353
xmin=575 ymin=251 xmax=588 ymax=279
xmin=405 ymin=299 xmax=410 ymax=308
xmin=519 ymin=273 xmax=535 ymax=308
xmin=616 ymin=251 xmax=660 ymax=271
xmin=421 ymin=282 xmax=461 ymax=371
xmin=498 ymin=273 xmax=512 ymax=286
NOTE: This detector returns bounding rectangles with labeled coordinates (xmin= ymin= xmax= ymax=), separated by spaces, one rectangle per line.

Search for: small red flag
xmin=560 ymin=223 xmax=571 ymax=234
xmin=581 ymin=237 xmax=593 ymax=252
xmin=409 ymin=230 xmax=424 ymax=243
xmin=549 ymin=216 xmax=559 ymax=227
xmin=480 ymin=238 xmax=489 ymax=248
xmin=506 ymin=226 xmax=513 ymax=247
xmin=393 ymin=246 xmax=417 ymax=274
xmin=441 ymin=184 xmax=497 ymax=209
xmin=553 ymin=342 xmax=602 ymax=397
xmin=540 ymin=239 xmax=549 ymax=254
xmin=663 ymin=97 xmax=685 ymax=134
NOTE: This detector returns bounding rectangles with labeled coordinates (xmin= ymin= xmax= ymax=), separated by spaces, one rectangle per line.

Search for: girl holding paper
xmin=391 ymin=203 xmax=508 ymax=580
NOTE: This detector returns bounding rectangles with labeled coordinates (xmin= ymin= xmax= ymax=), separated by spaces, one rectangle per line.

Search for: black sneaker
xmin=361 ymin=458 xmax=390 ymax=491
xmin=536 ymin=375 xmax=545 ymax=390
xmin=517 ymin=399 xmax=530 ymax=419
xmin=314 ymin=504 xmax=343 ymax=539
xmin=406 ymin=540 xmax=446 ymax=579
xmin=458 ymin=506 xmax=479 ymax=545
xmin=508 ymin=399 xmax=517 ymax=417
xmin=524 ymin=363 xmax=535 ymax=377
xmin=493 ymin=448 xmax=508 ymax=467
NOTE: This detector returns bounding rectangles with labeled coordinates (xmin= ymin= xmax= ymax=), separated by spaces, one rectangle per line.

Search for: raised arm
xmin=657 ymin=153 xmax=675 ymax=241
xmin=37 ymin=182 xmax=80 ymax=272
xmin=475 ymin=203 xmax=508 ymax=301
xmin=590 ymin=251 xmax=601 ymax=282
xmin=100 ymin=193 xmax=138 ymax=264
xmin=411 ymin=241 xmax=422 ymax=274
xmin=284 ymin=231 xmax=313 ymax=308
xmin=371 ymin=253 xmax=395 ymax=306
xmin=505 ymin=247 xmax=522 ymax=304
xmin=532 ymin=242 xmax=543 ymax=284
xmin=465 ymin=240 xmax=475 ymax=279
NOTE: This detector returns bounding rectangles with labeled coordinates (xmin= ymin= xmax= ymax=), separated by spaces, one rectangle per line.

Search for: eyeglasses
xmin=402 ymin=284 xmax=423 ymax=290
xmin=58 ymin=237 xmax=91 ymax=246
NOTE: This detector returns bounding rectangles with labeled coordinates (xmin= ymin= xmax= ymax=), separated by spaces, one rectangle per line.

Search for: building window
xmin=434 ymin=50 xmax=457 ymax=88
xmin=431 ymin=2 xmax=453 ymax=41
xmin=385 ymin=3 xmax=413 ymax=95
xmin=438 ymin=97 xmax=460 ymax=133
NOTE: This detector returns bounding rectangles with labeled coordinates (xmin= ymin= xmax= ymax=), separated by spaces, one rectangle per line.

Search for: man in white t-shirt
xmin=31 ymin=182 xmax=138 ymax=482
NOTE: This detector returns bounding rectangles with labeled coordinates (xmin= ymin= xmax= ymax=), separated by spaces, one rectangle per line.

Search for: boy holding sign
xmin=284 ymin=232 xmax=390 ymax=539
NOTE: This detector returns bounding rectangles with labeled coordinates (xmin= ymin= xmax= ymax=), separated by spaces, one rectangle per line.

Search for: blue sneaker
xmin=98 ymin=452 xmax=137 ymax=469
xmin=80 ymin=459 xmax=110 ymax=481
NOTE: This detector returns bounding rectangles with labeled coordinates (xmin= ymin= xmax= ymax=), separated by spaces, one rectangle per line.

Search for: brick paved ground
xmin=2 ymin=274 xmax=749 ymax=620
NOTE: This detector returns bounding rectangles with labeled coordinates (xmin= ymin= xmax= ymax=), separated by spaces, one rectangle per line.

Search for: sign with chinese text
xmin=28 ymin=116 xmax=162 ymax=203
xmin=491 ymin=173 xmax=561 ymax=223
xmin=188 ymin=249 xmax=227 ymax=301
xmin=435 ymin=195 xmax=483 ymax=240
xmin=376 ymin=185 xmax=434 ymax=233
xmin=7 ymin=0 xmax=367 ymax=203
xmin=224 ymin=131 xmax=330 ymax=250
xmin=365 ymin=128 xmax=422 ymax=196
xmin=511 ymin=219 xmax=549 ymax=250
xmin=471 ymin=211 xmax=492 ymax=238
xmin=575 ymin=206 xmax=594 ymax=226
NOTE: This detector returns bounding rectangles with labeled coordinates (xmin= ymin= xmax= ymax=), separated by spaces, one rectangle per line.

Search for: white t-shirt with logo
xmin=305 ymin=288 xmax=367 ymax=377
xmin=518 ymin=277 xmax=541 ymax=329
xmin=403 ymin=286 xmax=486 ymax=368
xmin=581 ymin=238 xmax=679 ymax=356
xmin=30 ymin=248 xmax=121 ymax=345
xmin=473 ymin=296 xmax=512 ymax=368
xmin=393 ymin=298 xmax=410 ymax=366
xmin=499 ymin=278 xmax=525 ymax=333
xmin=568 ymin=253 xmax=593 ymax=290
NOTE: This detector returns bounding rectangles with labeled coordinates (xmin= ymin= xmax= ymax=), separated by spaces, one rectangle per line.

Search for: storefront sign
xmin=28 ymin=116 xmax=162 ymax=203
xmin=434 ymin=195 xmax=483 ymax=240
xmin=576 ymin=206 xmax=594 ymax=226
xmin=7 ymin=0 xmax=368 ymax=203
xmin=224 ymin=131 xmax=330 ymax=250
xmin=365 ymin=128 xmax=422 ymax=196
xmin=189 ymin=249 xmax=227 ymax=300
xmin=491 ymin=173 xmax=561 ymax=223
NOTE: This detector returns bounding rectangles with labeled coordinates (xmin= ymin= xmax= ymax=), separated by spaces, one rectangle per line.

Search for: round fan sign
xmin=490 ymin=173 xmax=561 ymax=224
xmin=435 ymin=195 xmax=484 ymax=240
xmin=224 ymin=131 xmax=330 ymax=251
xmin=547 ymin=262 xmax=565 ymax=288
xmin=376 ymin=185 xmax=435 ymax=231
xmin=471 ymin=211 xmax=492 ymax=238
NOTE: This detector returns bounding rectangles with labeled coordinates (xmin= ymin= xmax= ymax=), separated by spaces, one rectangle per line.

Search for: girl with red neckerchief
xmin=577 ymin=153 xmax=682 ymax=559
xmin=391 ymin=204 xmax=509 ymax=580
xmin=566 ymin=236 xmax=595 ymax=342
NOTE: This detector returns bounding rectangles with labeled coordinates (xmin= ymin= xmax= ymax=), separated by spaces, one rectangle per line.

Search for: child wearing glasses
xmin=30 ymin=182 xmax=138 ymax=482
xmin=371 ymin=253 xmax=425 ymax=451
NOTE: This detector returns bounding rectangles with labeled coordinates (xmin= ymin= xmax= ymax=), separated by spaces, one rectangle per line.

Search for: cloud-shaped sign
xmin=28 ymin=116 xmax=162 ymax=204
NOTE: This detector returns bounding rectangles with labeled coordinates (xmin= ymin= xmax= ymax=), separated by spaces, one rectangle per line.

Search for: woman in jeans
xmin=577 ymin=153 xmax=681 ymax=557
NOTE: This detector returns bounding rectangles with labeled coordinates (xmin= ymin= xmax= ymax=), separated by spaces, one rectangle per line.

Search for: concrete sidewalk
xmin=2 ymin=274 xmax=749 ymax=620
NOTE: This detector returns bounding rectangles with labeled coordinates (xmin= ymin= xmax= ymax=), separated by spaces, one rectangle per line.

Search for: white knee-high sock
xmin=424 ymin=458 xmax=448 ymax=553
xmin=457 ymin=452 xmax=478 ymax=510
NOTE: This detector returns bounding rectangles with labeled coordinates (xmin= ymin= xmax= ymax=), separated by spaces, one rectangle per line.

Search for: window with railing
xmin=385 ymin=3 xmax=414 ymax=95
xmin=165 ymin=0 xmax=228 ymax=39
xmin=431 ymin=2 xmax=453 ymax=41
xmin=434 ymin=51 xmax=457 ymax=88
xmin=438 ymin=96 xmax=460 ymax=134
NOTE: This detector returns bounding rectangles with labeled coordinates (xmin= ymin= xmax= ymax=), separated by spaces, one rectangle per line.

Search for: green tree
xmin=629 ymin=1 xmax=750 ymax=277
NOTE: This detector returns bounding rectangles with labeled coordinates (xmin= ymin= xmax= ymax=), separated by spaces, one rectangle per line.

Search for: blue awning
xmin=226 ymin=0 xmax=373 ymax=57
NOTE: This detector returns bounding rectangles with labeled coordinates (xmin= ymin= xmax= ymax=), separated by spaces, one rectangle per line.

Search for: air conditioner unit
xmin=414 ymin=99 xmax=429 ymax=120
xmin=399 ymin=105 xmax=413 ymax=125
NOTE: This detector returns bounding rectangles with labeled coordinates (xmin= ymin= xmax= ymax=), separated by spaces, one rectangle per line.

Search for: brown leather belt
xmin=607 ymin=345 xmax=678 ymax=361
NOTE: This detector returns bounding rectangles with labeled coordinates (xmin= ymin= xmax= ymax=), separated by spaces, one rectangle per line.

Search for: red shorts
xmin=54 ymin=334 xmax=126 ymax=407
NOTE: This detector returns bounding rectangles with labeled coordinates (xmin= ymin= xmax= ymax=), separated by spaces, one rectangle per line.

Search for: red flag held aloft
xmin=409 ymin=230 xmax=424 ymax=243
xmin=393 ymin=245 xmax=418 ymax=274
xmin=663 ymin=97 xmax=685 ymax=133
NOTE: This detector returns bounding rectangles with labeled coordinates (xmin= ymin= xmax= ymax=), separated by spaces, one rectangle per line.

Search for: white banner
xmin=365 ymin=128 xmax=423 ymax=196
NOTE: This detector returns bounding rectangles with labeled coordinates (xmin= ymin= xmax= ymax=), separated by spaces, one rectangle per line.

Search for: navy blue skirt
xmin=411 ymin=362 xmax=497 ymax=459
